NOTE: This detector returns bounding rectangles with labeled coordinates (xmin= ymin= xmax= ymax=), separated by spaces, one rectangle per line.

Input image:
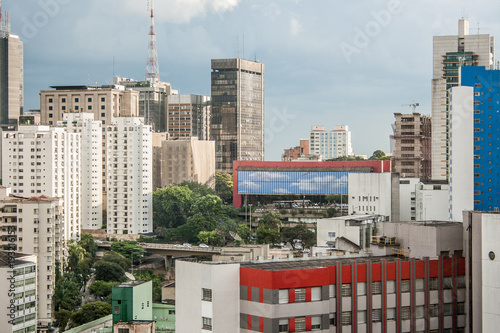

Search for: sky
xmin=5 ymin=0 xmax=500 ymax=160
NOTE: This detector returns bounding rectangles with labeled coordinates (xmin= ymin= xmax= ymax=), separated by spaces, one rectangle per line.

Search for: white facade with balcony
xmin=106 ymin=117 xmax=153 ymax=234
xmin=309 ymin=125 xmax=353 ymax=159
xmin=2 ymin=125 xmax=81 ymax=240
xmin=58 ymin=113 xmax=102 ymax=229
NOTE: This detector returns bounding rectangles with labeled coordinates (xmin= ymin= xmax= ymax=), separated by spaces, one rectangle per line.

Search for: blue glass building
xmin=460 ymin=66 xmax=500 ymax=211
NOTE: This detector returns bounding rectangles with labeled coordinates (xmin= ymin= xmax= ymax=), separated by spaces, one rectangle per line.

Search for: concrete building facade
xmin=282 ymin=139 xmax=309 ymax=161
xmin=0 ymin=187 xmax=64 ymax=330
xmin=431 ymin=18 xmax=494 ymax=180
xmin=2 ymin=125 xmax=81 ymax=240
xmin=152 ymin=137 xmax=215 ymax=190
xmin=0 ymin=252 xmax=37 ymax=333
xmin=58 ymin=113 xmax=103 ymax=229
xmin=106 ymin=117 xmax=152 ymax=235
xmin=166 ymin=94 xmax=211 ymax=140
xmin=309 ymin=125 xmax=353 ymax=159
xmin=0 ymin=33 xmax=23 ymax=125
xmin=210 ymin=58 xmax=264 ymax=172
xmin=391 ymin=113 xmax=431 ymax=180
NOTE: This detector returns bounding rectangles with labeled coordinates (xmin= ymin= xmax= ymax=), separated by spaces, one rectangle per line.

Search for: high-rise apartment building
xmin=2 ymin=125 xmax=81 ymax=240
xmin=58 ymin=113 xmax=102 ymax=229
xmin=40 ymin=85 xmax=139 ymax=203
xmin=0 ymin=252 xmax=37 ymax=333
xmin=0 ymin=186 xmax=64 ymax=330
xmin=166 ymin=94 xmax=211 ymax=140
xmin=211 ymin=58 xmax=264 ymax=172
xmin=113 ymin=76 xmax=178 ymax=132
xmin=152 ymin=136 xmax=215 ymax=190
xmin=431 ymin=18 xmax=495 ymax=179
xmin=0 ymin=28 xmax=23 ymax=125
xmin=309 ymin=125 xmax=353 ymax=159
xmin=391 ymin=113 xmax=431 ymax=179
xmin=106 ymin=117 xmax=152 ymax=235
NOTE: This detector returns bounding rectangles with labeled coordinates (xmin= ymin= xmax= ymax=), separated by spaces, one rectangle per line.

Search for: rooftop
xmin=116 ymin=280 xmax=150 ymax=287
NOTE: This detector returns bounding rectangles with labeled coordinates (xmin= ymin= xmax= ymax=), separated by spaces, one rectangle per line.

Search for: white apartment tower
xmin=107 ymin=117 xmax=152 ymax=235
xmin=58 ymin=113 xmax=102 ymax=229
xmin=431 ymin=18 xmax=494 ymax=179
xmin=1 ymin=125 xmax=81 ymax=240
xmin=0 ymin=187 xmax=64 ymax=329
xmin=309 ymin=125 xmax=353 ymax=159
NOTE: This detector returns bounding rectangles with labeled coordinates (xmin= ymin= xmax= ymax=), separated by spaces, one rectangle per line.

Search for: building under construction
xmin=210 ymin=58 xmax=264 ymax=172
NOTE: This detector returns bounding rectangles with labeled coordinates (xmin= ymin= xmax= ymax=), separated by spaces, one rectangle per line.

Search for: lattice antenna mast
xmin=0 ymin=0 xmax=11 ymax=38
xmin=146 ymin=0 xmax=160 ymax=83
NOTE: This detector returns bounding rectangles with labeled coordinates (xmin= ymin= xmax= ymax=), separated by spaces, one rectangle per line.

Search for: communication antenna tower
xmin=146 ymin=0 xmax=160 ymax=83
xmin=402 ymin=103 xmax=419 ymax=112
xmin=0 ymin=0 xmax=11 ymax=38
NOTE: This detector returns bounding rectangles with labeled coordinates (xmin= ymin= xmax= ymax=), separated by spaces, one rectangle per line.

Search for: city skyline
xmin=6 ymin=0 xmax=500 ymax=160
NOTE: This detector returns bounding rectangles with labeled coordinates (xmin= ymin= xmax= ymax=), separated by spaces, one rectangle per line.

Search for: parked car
xmin=199 ymin=243 xmax=209 ymax=248
xmin=183 ymin=243 xmax=192 ymax=248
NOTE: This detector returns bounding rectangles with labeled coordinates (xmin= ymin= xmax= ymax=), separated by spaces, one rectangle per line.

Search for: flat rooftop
xmin=116 ymin=280 xmax=150 ymax=287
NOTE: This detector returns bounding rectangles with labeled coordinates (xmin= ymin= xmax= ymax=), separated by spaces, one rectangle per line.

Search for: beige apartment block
xmin=391 ymin=112 xmax=431 ymax=179
xmin=153 ymin=136 xmax=215 ymax=190
xmin=431 ymin=18 xmax=494 ymax=179
xmin=40 ymin=85 xmax=139 ymax=204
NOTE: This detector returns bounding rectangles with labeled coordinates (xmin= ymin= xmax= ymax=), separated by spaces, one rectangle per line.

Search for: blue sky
xmin=6 ymin=0 xmax=500 ymax=160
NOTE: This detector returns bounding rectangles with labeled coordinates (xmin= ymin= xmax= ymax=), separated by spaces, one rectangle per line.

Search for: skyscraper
xmin=210 ymin=58 xmax=264 ymax=172
xmin=0 ymin=9 xmax=23 ymax=125
xmin=309 ymin=125 xmax=353 ymax=159
xmin=431 ymin=18 xmax=495 ymax=180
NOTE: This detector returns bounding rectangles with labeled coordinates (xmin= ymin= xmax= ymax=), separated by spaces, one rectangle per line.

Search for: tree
xmin=281 ymin=225 xmax=316 ymax=249
xmin=215 ymin=171 xmax=233 ymax=204
xmin=369 ymin=150 xmax=391 ymax=160
xmin=197 ymin=230 xmax=224 ymax=246
xmin=326 ymin=155 xmax=365 ymax=161
xmin=79 ymin=233 xmax=98 ymax=258
xmin=66 ymin=242 xmax=86 ymax=272
xmin=100 ymin=251 xmax=131 ymax=270
xmin=178 ymin=181 xmax=216 ymax=197
xmin=89 ymin=280 xmax=120 ymax=298
xmin=55 ymin=309 xmax=72 ymax=331
xmin=153 ymin=185 xmax=194 ymax=228
xmin=52 ymin=272 xmax=82 ymax=311
xmin=237 ymin=224 xmax=251 ymax=244
xmin=259 ymin=211 xmax=283 ymax=229
xmin=256 ymin=226 xmax=281 ymax=245
xmin=110 ymin=241 xmax=146 ymax=261
xmin=94 ymin=261 xmax=127 ymax=282
xmin=71 ymin=301 xmax=111 ymax=326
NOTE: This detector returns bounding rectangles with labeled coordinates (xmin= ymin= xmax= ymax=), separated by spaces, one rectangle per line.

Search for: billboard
xmin=237 ymin=170 xmax=364 ymax=195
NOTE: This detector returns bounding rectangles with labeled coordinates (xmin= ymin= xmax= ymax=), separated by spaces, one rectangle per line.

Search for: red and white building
xmin=177 ymin=254 xmax=466 ymax=333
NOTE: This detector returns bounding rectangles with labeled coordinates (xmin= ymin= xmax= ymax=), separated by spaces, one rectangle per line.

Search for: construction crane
xmin=402 ymin=103 xmax=419 ymax=112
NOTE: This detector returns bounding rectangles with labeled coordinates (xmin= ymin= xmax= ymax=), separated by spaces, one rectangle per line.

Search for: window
xmin=341 ymin=284 xmax=352 ymax=297
xmin=357 ymin=282 xmax=366 ymax=296
xmin=372 ymin=309 xmax=382 ymax=322
xmin=443 ymin=303 xmax=453 ymax=316
xmin=279 ymin=289 xmax=289 ymax=304
xmin=295 ymin=288 xmax=306 ymax=302
xmin=443 ymin=277 xmax=453 ymax=289
xmin=386 ymin=280 xmax=396 ymax=293
xmin=457 ymin=302 xmax=465 ymax=315
xmin=341 ymin=312 xmax=352 ymax=325
xmin=329 ymin=284 xmax=335 ymax=298
xmin=357 ymin=310 xmax=367 ymax=323
xmin=401 ymin=306 xmax=411 ymax=320
xmin=202 ymin=317 xmax=212 ymax=330
xmin=372 ymin=281 xmax=381 ymax=294
xmin=202 ymin=288 xmax=212 ymax=301
xmin=311 ymin=287 xmax=321 ymax=301
xmin=401 ymin=280 xmax=411 ymax=292
xmin=429 ymin=277 xmax=439 ymax=290
xmin=295 ymin=317 xmax=306 ymax=332
xmin=430 ymin=304 xmax=439 ymax=317
xmin=279 ymin=319 xmax=289 ymax=332
xmin=415 ymin=305 xmax=424 ymax=319
xmin=311 ymin=316 xmax=321 ymax=330
xmin=329 ymin=313 xmax=336 ymax=326
xmin=118 ymin=329 xmax=129 ymax=333
xmin=416 ymin=278 xmax=424 ymax=291
xmin=387 ymin=308 xmax=396 ymax=321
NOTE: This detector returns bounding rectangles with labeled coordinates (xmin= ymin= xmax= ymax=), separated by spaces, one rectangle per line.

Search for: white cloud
xmin=273 ymin=188 xmax=291 ymax=194
xmin=239 ymin=181 xmax=261 ymax=192
xmin=120 ymin=0 xmax=240 ymax=24
xmin=248 ymin=171 xmax=290 ymax=181
xmin=290 ymin=17 xmax=302 ymax=36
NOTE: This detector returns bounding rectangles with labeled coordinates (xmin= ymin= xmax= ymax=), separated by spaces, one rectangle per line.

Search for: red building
xmin=232 ymin=160 xmax=392 ymax=207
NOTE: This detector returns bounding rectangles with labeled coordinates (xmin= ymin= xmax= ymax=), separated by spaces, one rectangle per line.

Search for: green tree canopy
xmin=153 ymin=185 xmax=194 ymax=228
xmin=101 ymin=251 xmax=131 ymax=270
xmin=71 ymin=301 xmax=111 ymax=327
xmin=215 ymin=171 xmax=233 ymax=204
xmin=79 ymin=233 xmax=98 ymax=258
xmin=256 ymin=211 xmax=283 ymax=245
xmin=368 ymin=150 xmax=391 ymax=160
xmin=281 ymin=225 xmax=316 ymax=249
xmin=110 ymin=241 xmax=146 ymax=261
xmin=237 ymin=224 xmax=252 ymax=244
xmin=94 ymin=261 xmax=127 ymax=282
xmin=53 ymin=272 xmax=82 ymax=311
xmin=178 ymin=181 xmax=216 ymax=197
xmin=89 ymin=280 xmax=120 ymax=298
